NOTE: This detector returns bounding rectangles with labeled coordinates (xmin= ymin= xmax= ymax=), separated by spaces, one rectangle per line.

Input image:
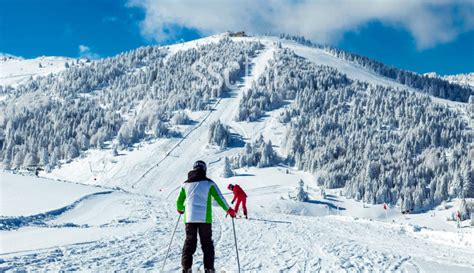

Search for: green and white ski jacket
xmin=177 ymin=175 xmax=230 ymax=223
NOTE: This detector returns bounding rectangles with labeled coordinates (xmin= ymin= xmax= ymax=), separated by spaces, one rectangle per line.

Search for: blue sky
xmin=1 ymin=0 xmax=473 ymax=75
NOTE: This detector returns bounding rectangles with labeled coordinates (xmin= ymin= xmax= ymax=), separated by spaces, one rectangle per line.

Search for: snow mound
xmin=0 ymin=172 xmax=104 ymax=217
xmin=0 ymin=191 xmax=112 ymax=230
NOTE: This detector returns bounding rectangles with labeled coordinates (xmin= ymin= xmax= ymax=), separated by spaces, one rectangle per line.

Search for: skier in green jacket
xmin=177 ymin=160 xmax=236 ymax=273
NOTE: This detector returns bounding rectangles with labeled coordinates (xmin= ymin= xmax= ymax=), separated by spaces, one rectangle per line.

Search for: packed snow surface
xmin=1 ymin=171 xmax=473 ymax=272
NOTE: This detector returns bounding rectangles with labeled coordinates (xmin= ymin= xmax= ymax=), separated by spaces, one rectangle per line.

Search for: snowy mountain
xmin=1 ymin=33 xmax=473 ymax=271
xmin=0 ymin=55 xmax=86 ymax=88
xmin=0 ymin=53 xmax=23 ymax=62
xmin=426 ymin=72 xmax=474 ymax=89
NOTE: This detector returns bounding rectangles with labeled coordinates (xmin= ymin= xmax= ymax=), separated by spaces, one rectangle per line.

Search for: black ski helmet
xmin=193 ymin=160 xmax=207 ymax=172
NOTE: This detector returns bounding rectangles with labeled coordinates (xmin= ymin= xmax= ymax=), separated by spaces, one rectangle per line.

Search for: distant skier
xmin=177 ymin=160 xmax=236 ymax=273
xmin=228 ymin=184 xmax=248 ymax=219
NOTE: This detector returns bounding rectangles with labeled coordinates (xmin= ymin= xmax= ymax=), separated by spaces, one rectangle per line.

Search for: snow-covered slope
xmin=40 ymin=35 xmax=472 ymax=202
xmin=0 ymin=56 xmax=77 ymax=87
xmin=426 ymin=72 xmax=474 ymax=88
xmin=1 ymin=34 xmax=473 ymax=271
xmin=1 ymin=171 xmax=473 ymax=271
xmin=0 ymin=172 xmax=104 ymax=217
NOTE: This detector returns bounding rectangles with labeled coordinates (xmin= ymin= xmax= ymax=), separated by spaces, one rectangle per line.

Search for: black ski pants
xmin=182 ymin=223 xmax=214 ymax=272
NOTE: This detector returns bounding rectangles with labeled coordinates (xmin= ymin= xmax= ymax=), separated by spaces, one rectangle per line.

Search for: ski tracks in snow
xmin=0 ymin=195 xmax=175 ymax=271
xmin=129 ymin=44 xmax=275 ymax=198
xmin=2 ymin=196 xmax=474 ymax=272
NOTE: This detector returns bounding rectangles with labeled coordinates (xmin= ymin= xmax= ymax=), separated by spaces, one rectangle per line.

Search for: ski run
xmin=1 ymin=171 xmax=473 ymax=272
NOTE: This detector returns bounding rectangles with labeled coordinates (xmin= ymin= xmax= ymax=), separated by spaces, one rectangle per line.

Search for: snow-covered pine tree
xmin=112 ymin=145 xmax=119 ymax=156
xmin=459 ymin=199 xmax=470 ymax=221
xmin=295 ymin=179 xmax=309 ymax=202
xmin=208 ymin=120 xmax=231 ymax=149
xmin=171 ymin=111 xmax=191 ymax=125
xmin=222 ymin=157 xmax=233 ymax=178
xmin=462 ymin=165 xmax=473 ymax=198
xmin=231 ymin=135 xmax=278 ymax=168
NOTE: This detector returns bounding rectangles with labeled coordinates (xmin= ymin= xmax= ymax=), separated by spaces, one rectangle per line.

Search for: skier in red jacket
xmin=228 ymin=184 xmax=248 ymax=219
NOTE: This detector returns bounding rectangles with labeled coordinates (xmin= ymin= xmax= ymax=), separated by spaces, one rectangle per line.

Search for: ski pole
xmin=162 ymin=214 xmax=181 ymax=272
xmin=232 ymin=218 xmax=241 ymax=273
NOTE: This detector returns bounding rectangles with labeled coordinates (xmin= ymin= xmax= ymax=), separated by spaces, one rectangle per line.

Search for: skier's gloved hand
xmin=177 ymin=210 xmax=184 ymax=214
xmin=227 ymin=208 xmax=236 ymax=218
xmin=231 ymin=200 xmax=235 ymax=204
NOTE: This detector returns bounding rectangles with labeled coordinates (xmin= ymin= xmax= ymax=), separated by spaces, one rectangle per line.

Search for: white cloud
xmin=78 ymin=45 xmax=100 ymax=59
xmin=127 ymin=0 xmax=474 ymax=49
